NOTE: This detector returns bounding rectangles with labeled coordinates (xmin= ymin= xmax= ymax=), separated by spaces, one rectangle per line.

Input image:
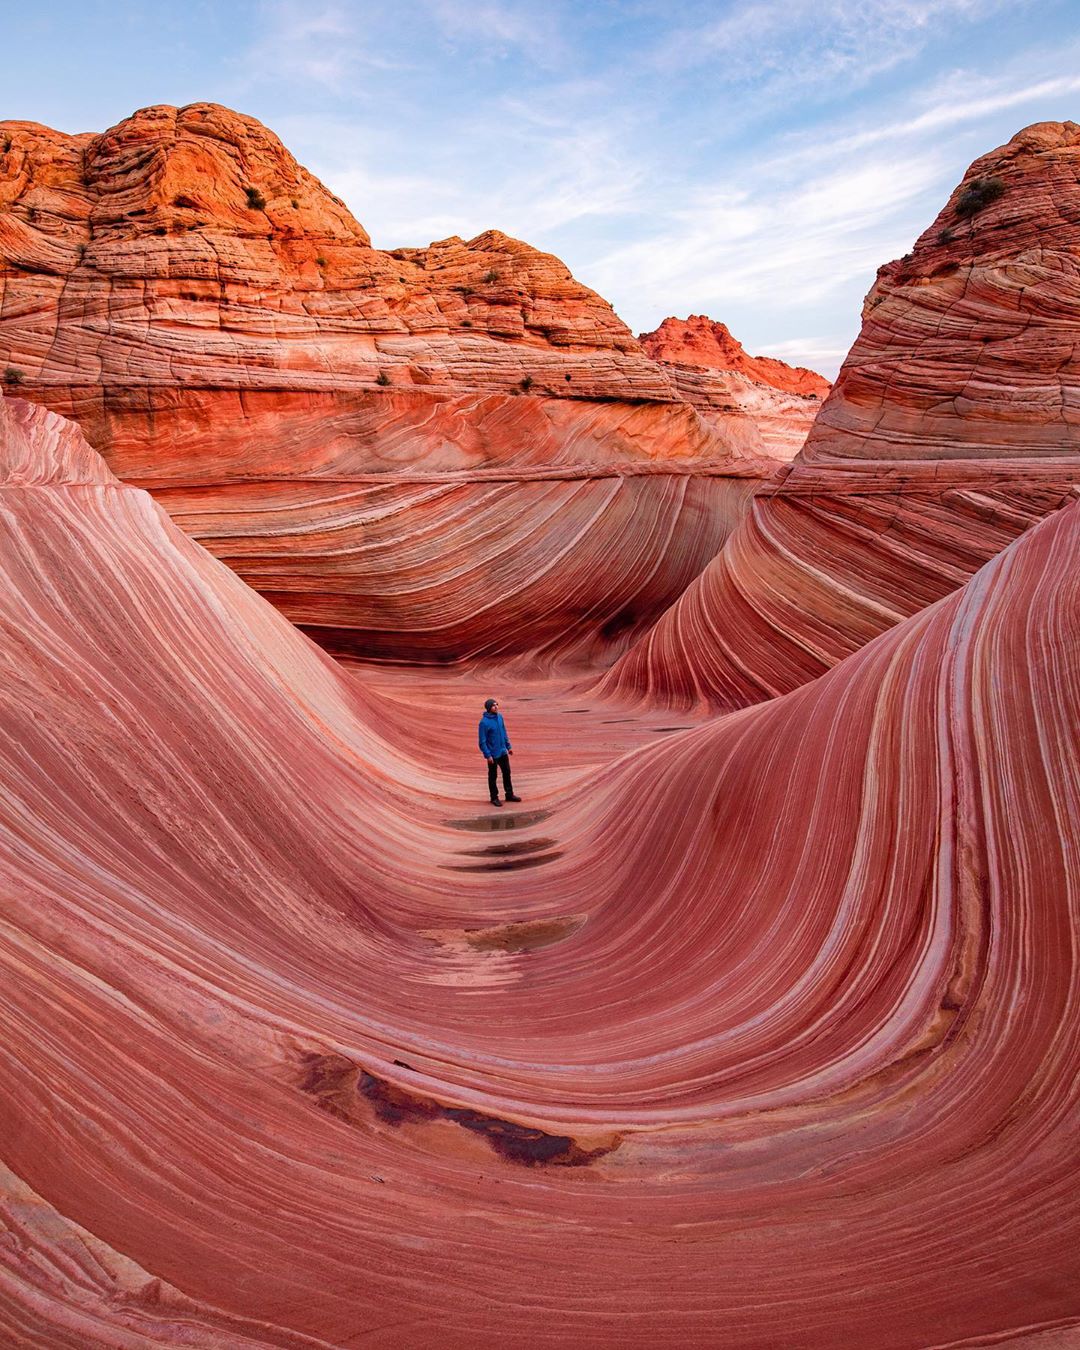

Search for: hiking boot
xmin=490 ymin=798 xmax=503 ymax=807
xmin=505 ymin=795 xmax=522 ymax=802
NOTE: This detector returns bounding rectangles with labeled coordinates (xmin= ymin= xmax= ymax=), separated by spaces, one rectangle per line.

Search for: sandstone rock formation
xmin=602 ymin=121 xmax=1080 ymax=709
xmin=2 ymin=391 xmax=1078 ymax=1346
xmin=640 ymin=314 xmax=830 ymax=459
xmin=0 ymin=104 xmax=775 ymax=666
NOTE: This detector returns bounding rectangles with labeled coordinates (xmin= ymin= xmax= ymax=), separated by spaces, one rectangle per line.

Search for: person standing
xmin=478 ymin=697 xmax=521 ymax=807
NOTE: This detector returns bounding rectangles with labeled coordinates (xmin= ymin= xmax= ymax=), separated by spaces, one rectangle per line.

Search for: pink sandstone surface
xmin=0 ymin=103 xmax=803 ymax=666
xmin=1 ymin=390 xmax=1078 ymax=1347
xmin=639 ymin=314 xmax=830 ymax=459
xmin=3 ymin=107 xmax=1080 ymax=1349
xmin=602 ymin=121 xmax=1080 ymax=709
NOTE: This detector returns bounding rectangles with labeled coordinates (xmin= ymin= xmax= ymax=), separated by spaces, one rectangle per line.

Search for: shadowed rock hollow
xmin=0 ymin=111 xmax=1078 ymax=1349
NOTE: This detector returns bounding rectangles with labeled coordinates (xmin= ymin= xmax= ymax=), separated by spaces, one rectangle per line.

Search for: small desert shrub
xmin=316 ymin=255 xmax=328 ymax=268
xmin=483 ymin=269 xmax=499 ymax=284
xmin=291 ymin=197 xmax=299 ymax=209
xmin=375 ymin=371 xmax=391 ymax=386
xmin=3 ymin=367 xmax=25 ymax=385
xmin=938 ymin=227 xmax=955 ymax=245
xmin=955 ymin=176 xmax=1005 ymax=219
xmin=520 ymin=374 xmax=534 ymax=392
xmin=245 ymin=186 xmax=267 ymax=211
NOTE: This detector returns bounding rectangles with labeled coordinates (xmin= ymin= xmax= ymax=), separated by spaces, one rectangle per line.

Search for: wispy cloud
xmin=299 ymin=105 xmax=646 ymax=246
xmin=755 ymin=337 xmax=852 ymax=368
xmin=657 ymin=0 xmax=1013 ymax=92
xmin=586 ymin=150 xmax=944 ymax=323
xmin=235 ymin=1 xmax=411 ymax=91
xmin=422 ymin=0 xmax=570 ymax=67
xmin=773 ymin=70 xmax=1080 ymax=166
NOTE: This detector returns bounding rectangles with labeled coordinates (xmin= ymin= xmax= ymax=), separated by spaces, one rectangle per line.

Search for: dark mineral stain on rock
xmin=358 ymin=1071 xmax=442 ymax=1126
xmin=460 ymin=837 xmax=557 ymax=858
xmin=357 ymin=1070 xmax=620 ymax=1167
xmin=444 ymin=850 xmax=565 ymax=872
xmin=297 ymin=1051 xmax=360 ymax=1123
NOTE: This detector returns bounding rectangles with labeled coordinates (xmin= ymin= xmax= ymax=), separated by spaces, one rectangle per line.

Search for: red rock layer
xmin=47 ymin=387 xmax=761 ymax=666
xmin=639 ymin=314 xmax=830 ymax=460
xmin=0 ymin=104 xmax=773 ymax=665
xmin=2 ymin=393 xmax=1078 ymax=1346
xmin=602 ymin=122 xmax=1080 ymax=708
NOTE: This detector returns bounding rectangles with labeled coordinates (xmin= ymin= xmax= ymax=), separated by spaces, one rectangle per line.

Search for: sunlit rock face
xmin=2 ymin=390 xmax=1078 ymax=1346
xmin=0 ymin=103 xmax=776 ymax=667
xmin=640 ymin=314 xmax=830 ymax=460
xmin=602 ymin=122 xmax=1080 ymax=709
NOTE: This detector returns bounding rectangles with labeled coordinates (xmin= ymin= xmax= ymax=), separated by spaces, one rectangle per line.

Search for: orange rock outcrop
xmin=602 ymin=122 xmax=1080 ymax=708
xmin=639 ymin=314 xmax=829 ymax=459
xmin=641 ymin=315 xmax=830 ymax=396
xmin=0 ymin=103 xmax=776 ymax=666
xmin=2 ymin=391 xmax=1078 ymax=1346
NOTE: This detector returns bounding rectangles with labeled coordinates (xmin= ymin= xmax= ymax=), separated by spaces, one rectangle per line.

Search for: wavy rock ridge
xmin=603 ymin=121 xmax=1080 ymax=708
xmin=0 ymin=103 xmax=826 ymax=666
xmin=1 ymin=391 xmax=1078 ymax=1346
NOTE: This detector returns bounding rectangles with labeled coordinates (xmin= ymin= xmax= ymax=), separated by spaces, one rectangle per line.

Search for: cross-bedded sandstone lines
xmin=0 ymin=103 xmax=803 ymax=667
xmin=126 ymin=391 xmax=763 ymax=667
xmin=2 ymin=392 xmax=1078 ymax=1347
xmin=602 ymin=121 xmax=1080 ymax=710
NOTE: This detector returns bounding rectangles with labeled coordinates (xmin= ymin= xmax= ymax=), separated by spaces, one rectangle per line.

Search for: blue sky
xmin=4 ymin=0 xmax=1080 ymax=375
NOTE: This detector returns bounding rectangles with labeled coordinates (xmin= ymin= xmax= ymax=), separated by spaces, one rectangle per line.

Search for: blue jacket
xmin=478 ymin=711 xmax=511 ymax=759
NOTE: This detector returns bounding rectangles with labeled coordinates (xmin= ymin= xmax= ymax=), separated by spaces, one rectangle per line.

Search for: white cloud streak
xmin=236 ymin=1 xmax=412 ymax=91
xmin=657 ymin=0 xmax=1014 ymax=90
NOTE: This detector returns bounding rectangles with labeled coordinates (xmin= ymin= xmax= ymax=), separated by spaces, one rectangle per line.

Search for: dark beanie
xmin=484 ymin=698 xmax=497 ymax=711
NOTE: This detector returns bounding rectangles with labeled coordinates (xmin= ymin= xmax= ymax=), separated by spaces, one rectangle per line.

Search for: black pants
xmin=487 ymin=753 xmax=514 ymax=801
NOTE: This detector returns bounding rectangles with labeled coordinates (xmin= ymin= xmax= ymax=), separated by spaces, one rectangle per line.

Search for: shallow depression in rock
xmin=444 ymin=809 xmax=553 ymax=832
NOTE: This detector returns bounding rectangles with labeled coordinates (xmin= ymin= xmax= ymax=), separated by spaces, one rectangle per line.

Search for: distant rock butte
xmin=602 ymin=121 xmax=1080 ymax=708
xmin=638 ymin=315 xmax=829 ymax=461
xmin=0 ymin=102 xmax=782 ymax=664
xmin=640 ymin=315 xmax=830 ymax=395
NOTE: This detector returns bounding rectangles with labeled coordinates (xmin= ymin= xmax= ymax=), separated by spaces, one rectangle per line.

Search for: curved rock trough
xmin=1 ymin=111 xmax=1079 ymax=1349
